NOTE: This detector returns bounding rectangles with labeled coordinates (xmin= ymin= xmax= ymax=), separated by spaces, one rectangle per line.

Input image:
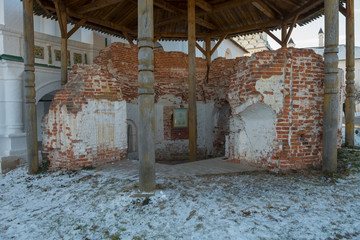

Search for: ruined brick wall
xmin=42 ymin=64 xmax=127 ymax=170
xmin=42 ymin=43 xmax=334 ymax=171
xmin=93 ymin=43 xmax=232 ymax=161
xmin=226 ymin=48 xmax=326 ymax=170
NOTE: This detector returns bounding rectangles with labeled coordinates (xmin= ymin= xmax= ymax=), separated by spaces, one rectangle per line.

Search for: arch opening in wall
xmin=37 ymin=90 xmax=59 ymax=149
xmin=126 ymin=119 xmax=138 ymax=160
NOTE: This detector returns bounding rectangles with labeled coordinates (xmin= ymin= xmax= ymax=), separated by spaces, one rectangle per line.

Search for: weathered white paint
xmin=255 ymin=75 xmax=284 ymax=113
xmin=226 ymin=103 xmax=277 ymax=165
xmin=43 ymin=99 xmax=127 ymax=159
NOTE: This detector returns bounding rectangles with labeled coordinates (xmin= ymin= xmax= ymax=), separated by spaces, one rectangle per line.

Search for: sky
xmin=268 ymin=1 xmax=360 ymax=49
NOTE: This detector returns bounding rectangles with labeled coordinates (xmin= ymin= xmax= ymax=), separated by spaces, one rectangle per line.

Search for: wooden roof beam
xmin=154 ymin=0 xmax=217 ymax=30
xmin=67 ymin=18 xmax=87 ymax=39
xmin=196 ymin=42 xmax=206 ymax=55
xmin=339 ymin=3 xmax=347 ymax=17
xmin=211 ymin=19 xmax=282 ymax=37
xmin=67 ymin=9 xmax=136 ymax=34
xmin=156 ymin=0 xmax=252 ymax=29
xmin=284 ymin=0 xmax=323 ymax=22
xmin=195 ymin=0 xmax=213 ymax=12
xmin=35 ymin=0 xmax=51 ymax=15
xmin=262 ymin=27 xmax=282 ymax=46
xmin=210 ymin=34 xmax=227 ymax=55
xmin=262 ymin=0 xmax=284 ymax=18
xmin=252 ymin=0 xmax=276 ymax=19
xmin=78 ymin=0 xmax=125 ymax=14
xmin=212 ymin=0 xmax=253 ymax=13
xmin=52 ymin=0 xmax=67 ymax=38
xmin=284 ymin=13 xmax=299 ymax=45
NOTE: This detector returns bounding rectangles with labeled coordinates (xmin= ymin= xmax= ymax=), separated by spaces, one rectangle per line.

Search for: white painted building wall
xmin=0 ymin=0 xmax=106 ymax=163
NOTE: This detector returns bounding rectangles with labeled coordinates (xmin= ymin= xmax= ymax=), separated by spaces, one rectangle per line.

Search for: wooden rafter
xmin=153 ymin=0 xmax=217 ymax=30
xmin=284 ymin=0 xmax=323 ymax=22
xmin=122 ymin=31 xmax=134 ymax=46
xmin=262 ymin=27 xmax=282 ymax=46
xmin=212 ymin=0 xmax=253 ymax=13
xmin=211 ymin=34 xmax=227 ymax=55
xmin=79 ymin=0 xmax=125 ymax=14
xmin=195 ymin=42 xmax=206 ymax=55
xmin=284 ymin=13 xmax=299 ymax=44
xmin=262 ymin=0 xmax=283 ymax=18
xmin=339 ymin=3 xmax=347 ymax=17
xmin=53 ymin=0 xmax=67 ymax=38
xmin=35 ymin=0 xmax=51 ymax=15
xmin=195 ymin=0 xmax=212 ymax=12
xmin=153 ymin=35 xmax=162 ymax=43
xmin=252 ymin=0 xmax=276 ymax=19
xmin=67 ymin=18 xmax=87 ymax=39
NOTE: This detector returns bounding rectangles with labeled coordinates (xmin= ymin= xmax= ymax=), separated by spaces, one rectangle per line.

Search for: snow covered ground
xmin=1 ymin=150 xmax=360 ymax=240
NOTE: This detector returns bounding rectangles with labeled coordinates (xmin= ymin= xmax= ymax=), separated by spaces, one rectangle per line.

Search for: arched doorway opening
xmin=127 ymin=119 xmax=138 ymax=159
xmin=36 ymin=90 xmax=59 ymax=149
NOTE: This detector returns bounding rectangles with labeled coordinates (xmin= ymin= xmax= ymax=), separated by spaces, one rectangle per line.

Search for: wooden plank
xmin=35 ymin=0 xmax=51 ymax=15
xmin=53 ymin=0 xmax=66 ymax=37
xmin=188 ymin=0 xmax=197 ymax=162
xmin=210 ymin=19 xmax=282 ymax=37
xmin=345 ymin=0 xmax=355 ymax=146
xmin=195 ymin=42 xmax=206 ymax=55
xmin=23 ymin=0 xmax=39 ymax=174
xmin=284 ymin=0 xmax=323 ymax=21
xmin=154 ymin=32 xmax=208 ymax=38
xmin=67 ymin=18 xmax=87 ymax=39
xmin=205 ymin=35 xmax=211 ymax=83
xmin=61 ymin=36 xmax=68 ymax=86
xmin=262 ymin=0 xmax=283 ymax=17
xmin=339 ymin=3 xmax=347 ymax=17
xmin=196 ymin=0 xmax=212 ymax=12
xmin=252 ymin=0 xmax=276 ymax=19
xmin=281 ymin=21 xmax=287 ymax=48
xmin=284 ymin=13 xmax=299 ymax=45
xmin=53 ymin=0 xmax=68 ymax=85
xmin=66 ymin=9 xmax=136 ymax=34
xmin=123 ymin=31 xmax=135 ymax=45
xmin=154 ymin=0 xmax=217 ymax=30
xmin=79 ymin=0 xmax=125 ymax=14
xmin=262 ymin=27 xmax=282 ymax=46
xmin=210 ymin=34 xmax=227 ymax=55
xmin=138 ymin=0 xmax=156 ymax=192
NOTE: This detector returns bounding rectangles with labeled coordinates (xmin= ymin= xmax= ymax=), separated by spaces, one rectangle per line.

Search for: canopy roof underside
xmin=32 ymin=0 xmax=346 ymax=41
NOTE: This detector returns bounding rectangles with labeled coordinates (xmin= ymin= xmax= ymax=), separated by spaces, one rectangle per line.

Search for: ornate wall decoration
xmin=34 ymin=46 xmax=44 ymax=59
xmin=74 ymin=53 xmax=82 ymax=64
xmin=54 ymin=50 xmax=61 ymax=61
xmin=47 ymin=46 xmax=52 ymax=64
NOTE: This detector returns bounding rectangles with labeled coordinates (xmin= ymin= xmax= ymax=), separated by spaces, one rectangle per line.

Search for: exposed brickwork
xmin=43 ymin=42 xmax=339 ymax=171
xmin=42 ymin=64 xmax=127 ymax=171
xmin=226 ymin=48 xmax=329 ymax=170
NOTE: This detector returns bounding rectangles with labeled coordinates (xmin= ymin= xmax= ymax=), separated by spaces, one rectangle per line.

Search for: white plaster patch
xmin=255 ymin=75 xmax=284 ymax=113
xmin=43 ymin=99 xmax=127 ymax=158
xmin=226 ymin=104 xmax=277 ymax=164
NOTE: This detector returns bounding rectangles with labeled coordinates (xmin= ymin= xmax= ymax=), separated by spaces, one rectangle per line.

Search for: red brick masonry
xmin=43 ymin=42 xmax=340 ymax=171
